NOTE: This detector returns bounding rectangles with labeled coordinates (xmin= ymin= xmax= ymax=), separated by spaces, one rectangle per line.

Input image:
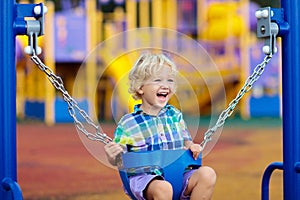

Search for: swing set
xmin=1 ymin=1 xmax=300 ymax=200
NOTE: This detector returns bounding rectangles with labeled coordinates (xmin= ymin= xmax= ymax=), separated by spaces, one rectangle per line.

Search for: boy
xmin=105 ymin=53 xmax=216 ymax=200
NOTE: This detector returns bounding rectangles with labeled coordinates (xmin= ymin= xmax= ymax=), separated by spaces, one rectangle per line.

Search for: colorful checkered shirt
xmin=114 ymin=104 xmax=192 ymax=152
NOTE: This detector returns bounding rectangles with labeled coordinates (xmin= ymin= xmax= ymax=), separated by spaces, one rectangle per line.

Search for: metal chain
xmin=30 ymin=51 xmax=113 ymax=144
xmin=200 ymin=54 xmax=273 ymax=150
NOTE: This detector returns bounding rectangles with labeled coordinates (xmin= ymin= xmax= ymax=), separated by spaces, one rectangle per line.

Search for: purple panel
xmin=54 ymin=11 xmax=87 ymax=62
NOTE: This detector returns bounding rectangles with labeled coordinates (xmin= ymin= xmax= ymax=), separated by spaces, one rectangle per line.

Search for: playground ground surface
xmin=17 ymin=118 xmax=283 ymax=200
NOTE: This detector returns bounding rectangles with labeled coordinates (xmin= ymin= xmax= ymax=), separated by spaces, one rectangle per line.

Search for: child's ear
xmin=137 ymin=88 xmax=144 ymax=95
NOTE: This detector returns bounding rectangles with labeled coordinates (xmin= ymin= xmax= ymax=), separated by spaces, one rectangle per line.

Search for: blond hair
xmin=128 ymin=52 xmax=178 ymax=100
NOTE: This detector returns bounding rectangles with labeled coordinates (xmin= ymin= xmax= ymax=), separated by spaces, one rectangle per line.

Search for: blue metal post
xmin=281 ymin=0 xmax=300 ymax=199
xmin=261 ymin=162 xmax=283 ymax=200
xmin=0 ymin=1 xmax=44 ymax=199
xmin=0 ymin=0 xmax=19 ymax=200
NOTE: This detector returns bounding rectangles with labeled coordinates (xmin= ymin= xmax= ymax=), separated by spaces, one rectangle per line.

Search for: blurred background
xmin=16 ymin=0 xmax=281 ymax=124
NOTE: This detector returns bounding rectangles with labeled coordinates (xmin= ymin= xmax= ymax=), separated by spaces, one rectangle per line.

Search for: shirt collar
xmin=133 ymin=104 xmax=171 ymax=116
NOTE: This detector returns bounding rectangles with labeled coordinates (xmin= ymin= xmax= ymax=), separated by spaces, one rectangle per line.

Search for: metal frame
xmin=281 ymin=1 xmax=300 ymax=199
xmin=0 ymin=0 xmax=19 ymax=199
xmin=259 ymin=2 xmax=300 ymax=200
xmin=1 ymin=0 xmax=299 ymax=199
xmin=0 ymin=1 xmax=45 ymax=199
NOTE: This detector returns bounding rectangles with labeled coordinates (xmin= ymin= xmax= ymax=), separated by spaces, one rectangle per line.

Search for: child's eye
xmin=168 ymin=79 xmax=174 ymax=83
xmin=154 ymin=79 xmax=161 ymax=82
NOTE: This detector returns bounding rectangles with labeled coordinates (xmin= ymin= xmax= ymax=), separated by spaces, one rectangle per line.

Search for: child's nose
xmin=161 ymin=85 xmax=169 ymax=89
xmin=160 ymin=81 xmax=169 ymax=88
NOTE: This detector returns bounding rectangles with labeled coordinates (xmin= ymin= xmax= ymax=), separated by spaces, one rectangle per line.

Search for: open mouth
xmin=157 ymin=92 xmax=168 ymax=98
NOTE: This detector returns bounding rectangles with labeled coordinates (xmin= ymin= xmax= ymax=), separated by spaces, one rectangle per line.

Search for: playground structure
xmin=14 ymin=0 xmax=281 ymax=125
xmin=1 ymin=1 xmax=299 ymax=200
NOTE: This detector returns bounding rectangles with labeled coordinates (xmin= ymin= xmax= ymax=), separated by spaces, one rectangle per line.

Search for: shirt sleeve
xmin=113 ymin=122 xmax=134 ymax=152
xmin=176 ymin=111 xmax=192 ymax=141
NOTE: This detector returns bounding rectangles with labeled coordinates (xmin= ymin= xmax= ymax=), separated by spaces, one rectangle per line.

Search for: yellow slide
xmin=105 ymin=53 xmax=141 ymax=114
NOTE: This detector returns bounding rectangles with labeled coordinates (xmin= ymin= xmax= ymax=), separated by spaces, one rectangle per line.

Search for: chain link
xmin=30 ymin=51 xmax=113 ymax=144
xmin=200 ymin=54 xmax=273 ymax=150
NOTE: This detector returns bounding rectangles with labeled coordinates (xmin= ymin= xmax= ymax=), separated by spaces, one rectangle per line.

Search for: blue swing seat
xmin=118 ymin=149 xmax=202 ymax=200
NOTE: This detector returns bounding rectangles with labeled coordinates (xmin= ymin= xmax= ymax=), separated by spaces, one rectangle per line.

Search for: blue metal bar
xmin=0 ymin=0 xmax=18 ymax=200
xmin=2 ymin=178 xmax=23 ymax=200
xmin=271 ymin=8 xmax=289 ymax=37
xmin=261 ymin=162 xmax=283 ymax=200
xmin=281 ymin=0 xmax=300 ymax=199
xmin=0 ymin=1 xmax=45 ymax=199
xmin=295 ymin=162 xmax=300 ymax=173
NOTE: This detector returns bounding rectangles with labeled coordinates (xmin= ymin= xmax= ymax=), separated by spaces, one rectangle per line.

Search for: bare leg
xmin=144 ymin=179 xmax=173 ymax=200
xmin=184 ymin=166 xmax=216 ymax=200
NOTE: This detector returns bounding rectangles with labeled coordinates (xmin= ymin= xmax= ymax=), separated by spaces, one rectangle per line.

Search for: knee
xmin=195 ymin=166 xmax=217 ymax=187
xmin=154 ymin=181 xmax=173 ymax=198
xmin=162 ymin=182 xmax=173 ymax=196
xmin=146 ymin=180 xmax=173 ymax=199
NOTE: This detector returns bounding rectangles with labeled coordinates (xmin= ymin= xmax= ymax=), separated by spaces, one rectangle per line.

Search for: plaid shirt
xmin=114 ymin=104 xmax=192 ymax=152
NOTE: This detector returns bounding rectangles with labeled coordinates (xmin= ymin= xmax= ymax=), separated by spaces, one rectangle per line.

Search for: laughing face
xmin=138 ymin=64 xmax=176 ymax=115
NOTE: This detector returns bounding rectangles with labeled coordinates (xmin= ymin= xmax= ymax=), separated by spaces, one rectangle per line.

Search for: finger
xmin=104 ymin=142 xmax=115 ymax=150
xmin=193 ymin=152 xmax=200 ymax=160
xmin=108 ymin=144 xmax=121 ymax=153
xmin=199 ymin=146 xmax=203 ymax=152
xmin=112 ymin=147 xmax=124 ymax=156
xmin=105 ymin=143 xmax=123 ymax=157
xmin=106 ymin=142 xmax=122 ymax=151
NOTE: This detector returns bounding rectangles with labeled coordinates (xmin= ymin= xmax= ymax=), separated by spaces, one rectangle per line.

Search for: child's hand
xmin=189 ymin=143 xmax=202 ymax=160
xmin=104 ymin=142 xmax=124 ymax=166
